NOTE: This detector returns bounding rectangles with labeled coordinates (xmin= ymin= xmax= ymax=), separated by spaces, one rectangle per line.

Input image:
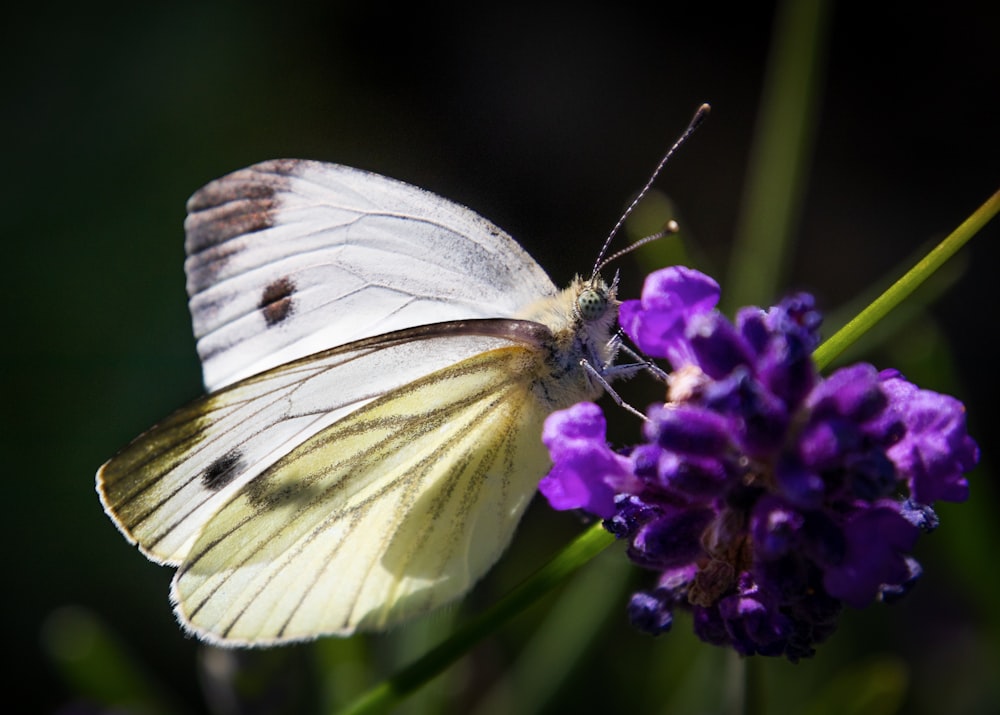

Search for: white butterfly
xmin=96 ymin=159 xmax=636 ymax=647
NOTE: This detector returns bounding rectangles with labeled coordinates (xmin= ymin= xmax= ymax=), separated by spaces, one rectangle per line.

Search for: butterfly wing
xmin=97 ymin=324 xmax=542 ymax=566
xmin=185 ymin=159 xmax=558 ymax=391
xmin=99 ymin=160 xmax=621 ymax=646
xmin=171 ymin=342 xmax=560 ymax=645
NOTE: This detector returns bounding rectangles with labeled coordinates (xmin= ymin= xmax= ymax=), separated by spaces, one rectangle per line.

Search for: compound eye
xmin=577 ymin=287 xmax=607 ymax=321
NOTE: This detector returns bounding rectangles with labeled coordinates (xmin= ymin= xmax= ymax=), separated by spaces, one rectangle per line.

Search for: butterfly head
xmin=577 ymin=284 xmax=609 ymax=322
xmin=573 ymin=272 xmax=618 ymax=327
xmin=563 ymin=274 xmax=620 ymax=375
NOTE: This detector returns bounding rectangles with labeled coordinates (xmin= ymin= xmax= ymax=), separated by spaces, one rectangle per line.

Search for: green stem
xmin=742 ymin=656 xmax=765 ymax=715
xmin=724 ymin=0 xmax=832 ymax=308
xmin=335 ymin=523 xmax=616 ymax=715
xmin=723 ymin=653 xmax=765 ymax=715
xmin=813 ymin=188 xmax=1000 ymax=371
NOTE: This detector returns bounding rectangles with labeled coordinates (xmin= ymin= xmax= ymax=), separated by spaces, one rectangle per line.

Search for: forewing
xmin=96 ymin=324 xmax=532 ymax=566
xmin=171 ymin=345 xmax=554 ymax=645
xmin=185 ymin=160 xmax=558 ymax=390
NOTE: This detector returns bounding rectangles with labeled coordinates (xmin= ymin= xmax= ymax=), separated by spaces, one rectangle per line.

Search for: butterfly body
xmin=97 ymin=159 xmax=622 ymax=645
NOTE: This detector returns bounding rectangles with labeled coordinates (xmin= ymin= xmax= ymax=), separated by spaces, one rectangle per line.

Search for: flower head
xmin=542 ymin=267 xmax=978 ymax=661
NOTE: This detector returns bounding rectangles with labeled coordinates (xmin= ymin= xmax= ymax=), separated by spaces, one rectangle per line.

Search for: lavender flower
xmin=540 ymin=266 xmax=978 ymax=661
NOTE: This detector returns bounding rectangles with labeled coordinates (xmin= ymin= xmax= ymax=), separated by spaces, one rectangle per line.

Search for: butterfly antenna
xmin=591 ymin=103 xmax=711 ymax=279
xmin=593 ymin=220 xmax=679 ymax=276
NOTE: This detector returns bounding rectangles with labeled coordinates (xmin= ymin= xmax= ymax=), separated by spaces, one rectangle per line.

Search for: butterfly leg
xmin=580 ymin=359 xmax=649 ymax=421
xmin=610 ymin=337 xmax=668 ymax=382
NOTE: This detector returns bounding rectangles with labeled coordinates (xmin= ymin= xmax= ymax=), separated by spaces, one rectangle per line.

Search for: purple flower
xmin=876 ymin=369 xmax=977 ymax=503
xmin=540 ymin=266 xmax=978 ymax=661
xmin=821 ymin=502 xmax=919 ymax=608
xmin=618 ymin=266 xmax=720 ymax=369
xmin=538 ymin=402 xmax=635 ymax=518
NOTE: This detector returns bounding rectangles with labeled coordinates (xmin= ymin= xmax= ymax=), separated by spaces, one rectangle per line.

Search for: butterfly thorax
xmin=514 ymin=276 xmax=619 ymax=408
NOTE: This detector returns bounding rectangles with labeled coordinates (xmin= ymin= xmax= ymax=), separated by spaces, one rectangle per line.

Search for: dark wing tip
xmin=186 ymin=159 xmax=305 ymax=213
xmin=184 ymin=160 xmax=308 ymax=255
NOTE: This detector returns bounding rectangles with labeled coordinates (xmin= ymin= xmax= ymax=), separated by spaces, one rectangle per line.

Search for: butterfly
xmin=96 ymin=158 xmax=644 ymax=647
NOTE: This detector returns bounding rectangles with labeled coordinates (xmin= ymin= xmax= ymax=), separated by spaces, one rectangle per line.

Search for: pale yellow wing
xmin=170 ymin=345 xmax=554 ymax=646
xmin=97 ymin=326 xmax=526 ymax=566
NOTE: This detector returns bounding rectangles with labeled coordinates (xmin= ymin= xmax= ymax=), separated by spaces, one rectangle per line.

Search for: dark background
xmin=5 ymin=2 xmax=998 ymax=713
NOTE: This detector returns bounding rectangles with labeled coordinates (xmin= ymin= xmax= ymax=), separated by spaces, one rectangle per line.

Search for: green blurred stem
xmin=724 ymin=653 xmax=765 ymax=715
xmin=813 ymin=188 xmax=1000 ymax=371
xmin=724 ymin=0 xmax=832 ymax=308
xmin=742 ymin=655 xmax=765 ymax=715
xmin=335 ymin=523 xmax=616 ymax=715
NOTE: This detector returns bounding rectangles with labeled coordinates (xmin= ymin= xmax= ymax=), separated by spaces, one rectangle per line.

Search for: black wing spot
xmin=202 ymin=449 xmax=243 ymax=491
xmin=260 ymin=277 xmax=296 ymax=326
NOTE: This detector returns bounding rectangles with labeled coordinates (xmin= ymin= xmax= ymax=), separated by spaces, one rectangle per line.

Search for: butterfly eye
xmin=577 ymin=287 xmax=608 ymax=321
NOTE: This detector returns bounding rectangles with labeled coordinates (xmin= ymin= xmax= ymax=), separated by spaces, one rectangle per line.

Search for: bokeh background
xmin=5 ymin=1 xmax=998 ymax=713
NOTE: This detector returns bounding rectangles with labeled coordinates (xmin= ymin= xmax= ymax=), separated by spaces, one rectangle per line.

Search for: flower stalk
xmin=336 ymin=524 xmax=614 ymax=715
xmin=814 ymin=188 xmax=1000 ymax=371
